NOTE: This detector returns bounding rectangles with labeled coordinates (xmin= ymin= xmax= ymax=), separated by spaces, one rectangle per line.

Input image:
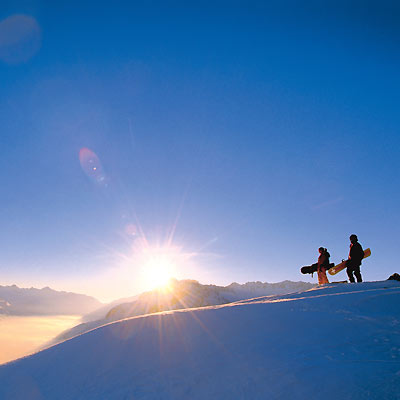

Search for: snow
xmin=50 ymin=279 xmax=315 ymax=345
xmin=0 ymin=281 xmax=399 ymax=399
xmin=106 ymin=279 xmax=316 ymax=320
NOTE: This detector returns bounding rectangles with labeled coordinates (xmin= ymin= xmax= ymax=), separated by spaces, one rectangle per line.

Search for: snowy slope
xmin=1 ymin=281 xmax=399 ymax=400
xmin=50 ymin=279 xmax=315 ymax=345
xmin=107 ymin=279 xmax=316 ymax=319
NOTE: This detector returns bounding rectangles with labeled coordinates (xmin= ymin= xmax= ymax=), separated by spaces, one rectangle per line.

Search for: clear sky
xmin=1 ymin=1 xmax=400 ymax=301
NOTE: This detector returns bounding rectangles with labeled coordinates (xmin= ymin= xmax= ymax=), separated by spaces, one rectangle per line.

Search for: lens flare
xmin=124 ymin=223 xmax=138 ymax=236
xmin=0 ymin=15 xmax=41 ymax=64
xmin=79 ymin=147 xmax=108 ymax=187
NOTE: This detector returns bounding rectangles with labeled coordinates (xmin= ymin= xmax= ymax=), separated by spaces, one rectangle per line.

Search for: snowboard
xmin=301 ymin=263 xmax=334 ymax=275
xmin=328 ymin=248 xmax=371 ymax=276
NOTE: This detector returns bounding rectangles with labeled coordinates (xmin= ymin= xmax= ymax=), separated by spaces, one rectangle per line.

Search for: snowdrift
xmin=0 ymin=281 xmax=399 ymax=399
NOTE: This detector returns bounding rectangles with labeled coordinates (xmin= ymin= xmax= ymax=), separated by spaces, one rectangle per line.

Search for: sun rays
xmin=141 ymin=250 xmax=176 ymax=291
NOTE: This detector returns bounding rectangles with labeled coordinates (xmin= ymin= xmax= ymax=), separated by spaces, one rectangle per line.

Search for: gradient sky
xmin=1 ymin=1 xmax=400 ymax=301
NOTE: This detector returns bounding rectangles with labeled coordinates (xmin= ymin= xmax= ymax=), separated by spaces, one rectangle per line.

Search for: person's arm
xmin=357 ymin=244 xmax=364 ymax=261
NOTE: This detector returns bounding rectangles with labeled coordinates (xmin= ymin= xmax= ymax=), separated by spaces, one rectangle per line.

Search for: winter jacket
xmin=349 ymin=242 xmax=364 ymax=265
xmin=317 ymin=250 xmax=330 ymax=271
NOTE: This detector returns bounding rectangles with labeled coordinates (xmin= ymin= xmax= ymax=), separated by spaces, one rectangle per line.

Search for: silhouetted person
xmin=317 ymin=247 xmax=330 ymax=284
xmin=346 ymin=234 xmax=364 ymax=283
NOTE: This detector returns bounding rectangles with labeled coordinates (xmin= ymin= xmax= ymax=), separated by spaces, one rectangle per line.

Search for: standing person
xmin=317 ymin=247 xmax=330 ymax=284
xmin=346 ymin=234 xmax=364 ymax=283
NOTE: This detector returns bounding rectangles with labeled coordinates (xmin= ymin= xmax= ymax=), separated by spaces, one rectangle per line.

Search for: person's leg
xmin=354 ymin=265 xmax=362 ymax=282
xmin=318 ymin=269 xmax=329 ymax=284
xmin=317 ymin=270 xmax=323 ymax=284
xmin=347 ymin=267 xmax=355 ymax=283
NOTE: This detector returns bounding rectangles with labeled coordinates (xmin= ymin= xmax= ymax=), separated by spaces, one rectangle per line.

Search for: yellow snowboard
xmin=328 ymin=248 xmax=371 ymax=276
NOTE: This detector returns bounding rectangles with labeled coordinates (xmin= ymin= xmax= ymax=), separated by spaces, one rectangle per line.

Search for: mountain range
xmin=0 ymin=285 xmax=102 ymax=316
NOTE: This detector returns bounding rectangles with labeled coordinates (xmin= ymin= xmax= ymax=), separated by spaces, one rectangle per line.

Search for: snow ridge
xmin=51 ymin=279 xmax=315 ymax=345
xmin=1 ymin=281 xmax=399 ymax=399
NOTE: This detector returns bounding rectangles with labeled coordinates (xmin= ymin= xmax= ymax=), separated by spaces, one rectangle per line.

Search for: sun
xmin=125 ymin=240 xmax=193 ymax=293
xmin=140 ymin=249 xmax=178 ymax=291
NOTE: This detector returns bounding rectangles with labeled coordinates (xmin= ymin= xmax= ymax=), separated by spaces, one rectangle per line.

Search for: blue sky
xmin=1 ymin=1 xmax=400 ymax=301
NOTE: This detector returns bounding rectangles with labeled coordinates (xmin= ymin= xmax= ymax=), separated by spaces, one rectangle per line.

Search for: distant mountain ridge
xmin=0 ymin=284 xmax=102 ymax=316
xmin=80 ymin=294 xmax=139 ymax=323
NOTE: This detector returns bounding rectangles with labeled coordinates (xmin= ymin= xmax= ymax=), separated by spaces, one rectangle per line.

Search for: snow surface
xmin=0 ymin=281 xmax=399 ymax=399
xmin=50 ymin=279 xmax=315 ymax=346
xmin=106 ymin=279 xmax=316 ymax=320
